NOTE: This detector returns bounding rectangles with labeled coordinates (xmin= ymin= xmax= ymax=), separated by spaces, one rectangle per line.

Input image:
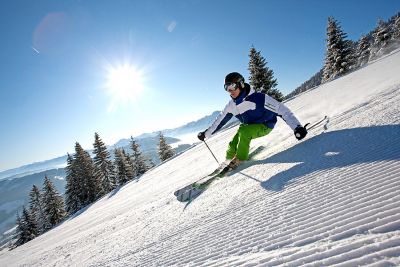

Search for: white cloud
xmin=167 ymin=21 xmax=177 ymax=32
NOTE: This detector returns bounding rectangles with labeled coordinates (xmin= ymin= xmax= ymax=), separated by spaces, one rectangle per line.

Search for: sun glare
xmin=105 ymin=64 xmax=144 ymax=110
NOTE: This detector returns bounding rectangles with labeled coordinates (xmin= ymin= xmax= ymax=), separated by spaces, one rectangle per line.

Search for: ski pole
xmin=203 ymin=140 xmax=220 ymax=165
xmin=305 ymin=116 xmax=328 ymax=131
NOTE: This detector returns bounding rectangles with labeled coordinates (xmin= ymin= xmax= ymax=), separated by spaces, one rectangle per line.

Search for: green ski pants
xmin=226 ymin=123 xmax=272 ymax=161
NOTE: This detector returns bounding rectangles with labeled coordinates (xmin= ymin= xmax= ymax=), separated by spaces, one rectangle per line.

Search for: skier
xmin=197 ymin=72 xmax=307 ymax=170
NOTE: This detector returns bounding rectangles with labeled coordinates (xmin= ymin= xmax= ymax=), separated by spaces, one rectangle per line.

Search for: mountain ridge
xmin=0 ymin=111 xmax=221 ymax=180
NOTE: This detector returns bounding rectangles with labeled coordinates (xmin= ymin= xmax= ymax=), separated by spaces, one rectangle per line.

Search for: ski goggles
xmin=224 ymin=82 xmax=239 ymax=92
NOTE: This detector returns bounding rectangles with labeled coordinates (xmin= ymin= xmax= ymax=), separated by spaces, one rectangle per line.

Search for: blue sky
xmin=1 ymin=0 xmax=399 ymax=171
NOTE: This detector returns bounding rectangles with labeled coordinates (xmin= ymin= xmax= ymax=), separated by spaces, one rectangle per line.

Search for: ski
xmin=174 ymin=146 xmax=266 ymax=202
xmin=173 ymin=164 xmax=226 ymax=197
xmin=176 ymin=159 xmax=238 ymax=202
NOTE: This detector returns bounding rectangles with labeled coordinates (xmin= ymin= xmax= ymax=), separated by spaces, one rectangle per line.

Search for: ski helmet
xmin=224 ymin=72 xmax=245 ymax=90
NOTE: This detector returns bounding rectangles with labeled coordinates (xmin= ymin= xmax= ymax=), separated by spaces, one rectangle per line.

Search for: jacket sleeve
xmin=204 ymin=102 xmax=234 ymax=139
xmin=264 ymin=95 xmax=301 ymax=130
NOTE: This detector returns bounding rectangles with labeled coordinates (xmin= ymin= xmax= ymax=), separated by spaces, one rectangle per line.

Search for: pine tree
xmin=65 ymin=153 xmax=81 ymax=214
xmin=285 ymin=69 xmax=323 ymax=99
xmin=393 ymin=15 xmax=400 ymax=40
xmin=14 ymin=206 xmax=38 ymax=247
xmin=22 ymin=206 xmax=38 ymax=240
xmin=42 ymin=176 xmax=66 ymax=229
xmin=122 ymin=149 xmax=135 ymax=180
xmin=13 ymin=212 xmax=25 ymax=248
xmin=356 ymin=35 xmax=371 ymax=67
xmin=371 ymin=19 xmax=392 ymax=58
xmin=147 ymin=158 xmax=156 ymax=169
xmin=248 ymin=46 xmax=283 ymax=101
xmin=74 ymin=142 xmax=100 ymax=205
xmin=375 ymin=19 xmax=391 ymax=48
xmin=323 ymin=17 xmax=353 ymax=81
xmin=130 ymin=137 xmax=150 ymax=177
xmin=114 ymin=148 xmax=132 ymax=185
xmin=28 ymin=185 xmax=49 ymax=234
xmin=346 ymin=39 xmax=357 ymax=69
xmin=93 ymin=132 xmax=116 ymax=195
xmin=158 ymin=132 xmax=174 ymax=162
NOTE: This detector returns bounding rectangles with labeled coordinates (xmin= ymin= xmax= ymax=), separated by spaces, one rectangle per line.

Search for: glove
xmin=197 ymin=131 xmax=206 ymax=141
xmin=294 ymin=125 xmax=307 ymax=140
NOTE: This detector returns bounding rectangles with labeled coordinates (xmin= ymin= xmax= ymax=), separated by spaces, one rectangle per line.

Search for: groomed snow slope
xmin=1 ymin=50 xmax=400 ymax=266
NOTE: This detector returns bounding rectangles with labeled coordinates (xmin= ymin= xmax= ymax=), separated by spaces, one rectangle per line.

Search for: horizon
xmin=1 ymin=0 xmax=399 ymax=171
xmin=0 ymin=109 xmax=216 ymax=173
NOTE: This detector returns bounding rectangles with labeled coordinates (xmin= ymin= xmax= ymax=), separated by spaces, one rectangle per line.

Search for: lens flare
xmin=105 ymin=64 xmax=144 ymax=111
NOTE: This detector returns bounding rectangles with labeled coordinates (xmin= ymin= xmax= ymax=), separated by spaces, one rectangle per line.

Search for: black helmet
xmin=224 ymin=72 xmax=245 ymax=89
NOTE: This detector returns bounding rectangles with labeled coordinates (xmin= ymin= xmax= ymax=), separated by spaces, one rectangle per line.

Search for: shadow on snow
xmin=240 ymin=124 xmax=400 ymax=192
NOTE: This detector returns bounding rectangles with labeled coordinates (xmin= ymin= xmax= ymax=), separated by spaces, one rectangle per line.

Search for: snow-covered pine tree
xmin=147 ymin=158 xmax=156 ymax=169
xmin=114 ymin=148 xmax=132 ymax=185
xmin=22 ymin=206 xmax=38 ymax=240
xmin=323 ymin=17 xmax=339 ymax=81
xmin=285 ymin=69 xmax=323 ymax=99
xmin=122 ymin=149 xmax=135 ymax=180
xmin=371 ymin=19 xmax=392 ymax=58
xmin=346 ymin=39 xmax=357 ymax=70
xmin=65 ymin=153 xmax=81 ymax=214
xmin=248 ymin=46 xmax=283 ymax=101
xmin=389 ymin=14 xmax=400 ymax=51
xmin=158 ymin=132 xmax=174 ymax=162
xmin=268 ymin=88 xmax=284 ymax=102
xmin=393 ymin=15 xmax=400 ymax=40
xmin=130 ymin=137 xmax=150 ymax=177
xmin=323 ymin=17 xmax=353 ymax=81
xmin=356 ymin=35 xmax=371 ymax=67
xmin=28 ymin=185 xmax=49 ymax=234
xmin=14 ymin=206 xmax=38 ymax=247
xmin=93 ymin=132 xmax=116 ymax=195
xmin=74 ymin=142 xmax=101 ymax=205
xmin=42 ymin=176 xmax=66 ymax=229
xmin=13 ymin=212 xmax=25 ymax=248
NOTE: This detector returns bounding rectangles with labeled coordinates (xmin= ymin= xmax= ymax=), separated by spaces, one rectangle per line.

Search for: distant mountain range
xmin=114 ymin=110 xmax=221 ymax=146
xmin=0 ymin=111 xmax=221 ymax=181
xmin=0 ymin=156 xmax=67 ymax=181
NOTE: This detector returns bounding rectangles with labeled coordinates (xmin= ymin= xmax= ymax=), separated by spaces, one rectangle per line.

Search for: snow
xmin=1 ymin=49 xmax=400 ymax=266
xmin=3 ymin=226 xmax=17 ymax=236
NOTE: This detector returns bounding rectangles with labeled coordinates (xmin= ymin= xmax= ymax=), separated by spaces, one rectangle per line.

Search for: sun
xmin=105 ymin=64 xmax=144 ymax=110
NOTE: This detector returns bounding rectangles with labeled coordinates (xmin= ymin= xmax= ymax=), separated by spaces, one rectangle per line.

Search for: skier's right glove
xmin=197 ymin=131 xmax=206 ymax=141
xmin=294 ymin=125 xmax=307 ymax=140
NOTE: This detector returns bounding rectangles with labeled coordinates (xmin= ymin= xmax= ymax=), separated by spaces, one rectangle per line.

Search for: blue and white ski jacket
xmin=204 ymin=84 xmax=301 ymax=139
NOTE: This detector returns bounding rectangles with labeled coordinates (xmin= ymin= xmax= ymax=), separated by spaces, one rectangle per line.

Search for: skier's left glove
xmin=197 ymin=131 xmax=206 ymax=141
xmin=294 ymin=125 xmax=307 ymax=140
